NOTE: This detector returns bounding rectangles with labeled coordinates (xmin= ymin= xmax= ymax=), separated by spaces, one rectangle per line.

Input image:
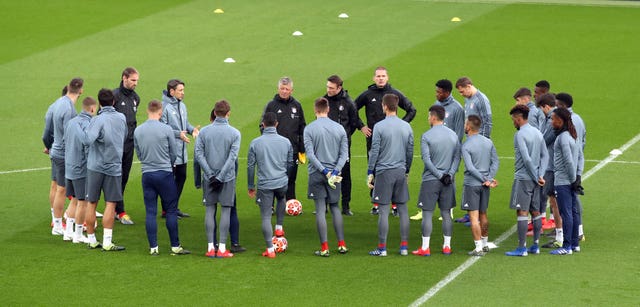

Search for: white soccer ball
xmin=272 ymin=236 xmax=288 ymax=253
xmin=286 ymin=199 xmax=302 ymax=216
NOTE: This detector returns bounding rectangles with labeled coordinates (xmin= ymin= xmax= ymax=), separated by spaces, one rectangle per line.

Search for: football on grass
xmin=286 ymin=199 xmax=302 ymax=216
xmin=272 ymin=236 xmax=288 ymax=253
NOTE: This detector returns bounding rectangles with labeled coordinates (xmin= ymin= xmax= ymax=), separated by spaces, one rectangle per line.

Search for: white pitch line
xmin=409 ymin=132 xmax=640 ymax=306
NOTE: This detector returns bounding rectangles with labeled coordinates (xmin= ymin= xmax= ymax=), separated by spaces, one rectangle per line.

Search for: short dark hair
xmin=455 ymin=76 xmax=473 ymax=88
xmin=327 ymin=75 xmax=343 ymax=87
xmin=122 ymin=67 xmax=138 ymax=78
xmin=314 ymin=97 xmax=329 ymax=113
xmin=509 ymin=104 xmax=529 ymax=120
xmin=374 ymin=66 xmax=387 ymax=74
xmin=513 ymin=87 xmax=532 ymax=99
xmin=82 ymin=97 xmax=97 ymax=109
xmin=167 ymin=79 xmax=185 ymax=92
xmin=147 ymin=100 xmax=162 ymax=113
xmin=552 ymin=107 xmax=577 ymax=140
xmin=555 ymin=92 xmax=573 ymax=108
xmin=536 ymin=93 xmax=556 ymax=108
xmin=97 ymin=88 xmax=115 ymax=107
xmin=435 ymin=79 xmax=453 ymax=93
xmin=68 ymin=78 xmax=84 ymax=94
xmin=262 ymin=112 xmax=277 ymax=127
xmin=428 ymin=105 xmax=446 ymax=121
xmin=61 ymin=85 xmax=68 ymax=96
xmin=214 ymin=99 xmax=231 ymax=117
xmin=382 ymin=94 xmax=398 ymax=112
xmin=467 ymin=115 xmax=481 ymax=131
xmin=535 ymin=80 xmax=550 ymax=90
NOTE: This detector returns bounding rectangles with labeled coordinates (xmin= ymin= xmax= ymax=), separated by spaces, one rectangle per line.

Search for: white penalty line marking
xmin=409 ymin=132 xmax=640 ymax=307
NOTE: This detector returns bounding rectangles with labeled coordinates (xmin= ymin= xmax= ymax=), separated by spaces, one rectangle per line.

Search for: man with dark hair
xmin=460 ymin=115 xmax=499 ymax=256
xmin=534 ymin=80 xmax=550 ymax=101
xmin=247 ymin=112 xmax=293 ymax=258
xmin=456 ymin=77 xmax=492 ymax=138
xmin=304 ymin=98 xmax=349 ymax=257
xmin=513 ymin=87 xmax=544 ymax=130
xmin=63 ymin=96 xmax=96 ymax=243
xmin=412 ymin=105 xmax=461 ymax=256
xmin=160 ymin=79 xmax=198 ymax=218
xmin=355 ymin=67 xmax=417 ymax=215
xmin=196 ymin=100 xmax=241 ymax=258
xmin=135 ymin=100 xmax=190 ymax=256
xmin=505 ymin=105 xmax=548 ymax=257
xmin=549 ymin=108 xmax=583 ymax=255
xmin=261 ymin=77 xmax=306 ymax=201
xmin=42 ymin=77 xmax=83 ymax=236
xmin=82 ymin=88 xmax=127 ymax=251
xmin=434 ymin=79 xmax=465 ymax=142
xmin=324 ymin=75 xmax=359 ymax=216
xmin=113 ymin=67 xmax=140 ymax=225
xmin=367 ymin=93 xmax=414 ymax=257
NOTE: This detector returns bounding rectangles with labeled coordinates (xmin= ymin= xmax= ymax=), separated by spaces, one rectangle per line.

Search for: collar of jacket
xmin=368 ymin=83 xmax=392 ymax=91
xmin=273 ymin=94 xmax=294 ymax=104
xmin=162 ymin=90 xmax=181 ymax=105
xmin=119 ymin=81 xmax=135 ymax=96
xmin=213 ymin=117 xmax=229 ymax=125
xmin=263 ymin=126 xmax=277 ymax=134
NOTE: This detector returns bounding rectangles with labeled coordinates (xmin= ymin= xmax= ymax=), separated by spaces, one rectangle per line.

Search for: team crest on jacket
xmin=291 ymin=107 xmax=297 ymax=114
xmin=339 ymin=105 xmax=344 ymax=111
xmin=445 ymin=112 xmax=450 ymax=118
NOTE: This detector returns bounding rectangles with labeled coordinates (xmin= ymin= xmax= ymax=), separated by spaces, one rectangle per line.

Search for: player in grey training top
xmin=304 ymin=98 xmax=349 ymax=257
xmin=367 ymin=94 xmax=414 ymax=257
xmin=505 ymin=105 xmax=548 ymax=257
xmin=460 ymin=115 xmax=499 ymax=256
xmin=456 ymin=77 xmax=492 ymax=138
xmin=247 ymin=112 xmax=293 ymax=258
xmin=434 ymin=79 xmax=465 ymax=142
xmin=412 ymin=105 xmax=461 ymax=256
xmin=195 ymin=100 xmax=241 ymax=258
xmin=513 ymin=87 xmax=544 ymax=130
xmin=134 ymin=100 xmax=189 ymax=256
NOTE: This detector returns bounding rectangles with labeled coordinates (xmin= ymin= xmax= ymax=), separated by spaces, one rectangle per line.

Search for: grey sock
xmin=517 ymin=217 xmax=528 ymax=248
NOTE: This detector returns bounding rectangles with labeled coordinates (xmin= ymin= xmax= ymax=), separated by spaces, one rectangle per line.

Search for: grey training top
xmin=64 ymin=111 xmax=91 ymax=180
xmin=247 ymin=127 xmax=293 ymax=190
xmin=134 ymin=119 xmax=177 ymax=174
xmin=553 ymin=131 xmax=581 ymax=185
xmin=464 ymin=89 xmax=492 ymax=138
xmin=569 ymin=107 xmax=586 ymax=175
xmin=47 ymin=96 xmax=77 ymax=159
xmin=160 ymin=90 xmax=195 ymax=165
xmin=462 ymin=134 xmax=499 ymax=186
xmin=303 ymin=117 xmax=349 ymax=175
xmin=420 ymin=124 xmax=461 ymax=182
xmin=82 ymin=106 xmax=127 ymax=176
xmin=368 ymin=115 xmax=414 ymax=174
xmin=195 ymin=117 xmax=241 ymax=182
xmin=540 ymin=108 xmax=557 ymax=172
xmin=435 ymin=95 xmax=465 ymax=143
xmin=513 ymin=123 xmax=548 ymax=182
xmin=526 ymin=102 xmax=544 ymax=130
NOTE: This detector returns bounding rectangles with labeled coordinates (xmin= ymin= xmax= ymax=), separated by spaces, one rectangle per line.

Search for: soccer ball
xmin=272 ymin=236 xmax=288 ymax=253
xmin=286 ymin=199 xmax=302 ymax=216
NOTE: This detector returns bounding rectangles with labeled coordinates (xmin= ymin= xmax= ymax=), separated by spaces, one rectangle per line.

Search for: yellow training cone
xmin=451 ymin=17 xmax=461 ymax=22
xmin=214 ymin=8 xmax=224 ymax=14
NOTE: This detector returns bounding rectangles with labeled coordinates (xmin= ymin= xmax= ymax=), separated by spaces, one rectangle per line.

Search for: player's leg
xmin=102 ymin=174 xmax=124 ymax=251
xmin=506 ymin=180 xmax=530 ymax=256
xmin=397 ymin=202 xmax=409 ymax=254
xmin=570 ymin=192 xmax=581 ymax=251
xmin=551 ymin=185 xmax=573 ymax=255
xmin=204 ymin=204 xmax=218 ymax=257
xmin=274 ymin=187 xmax=287 ymax=235
xmin=142 ymin=172 xmax=159 ymax=251
xmin=51 ymin=158 xmax=67 ymax=234
xmin=329 ymin=203 xmax=346 ymax=251
xmin=258 ymin=190 xmax=275 ymax=257
xmin=440 ymin=184 xmax=454 ymax=254
xmin=529 ymin=186 xmax=542 ymax=254
xmin=370 ymin=204 xmax=390 ymax=256
xmin=73 ymin=197 xmax=88 ymax=244
xmin=63 ymin=180 xmax=78 ymax=240
xmin=217 ymin=206 xmax=232 ymax=257
xmin=314 ymin=198 xmax=329 ymax=256
xmin=116 ymin=144 xmax=134 ymax=222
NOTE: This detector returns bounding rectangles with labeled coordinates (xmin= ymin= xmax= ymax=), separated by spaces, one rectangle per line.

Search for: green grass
xmin=1 ymin=0 xmax=639 ymax=305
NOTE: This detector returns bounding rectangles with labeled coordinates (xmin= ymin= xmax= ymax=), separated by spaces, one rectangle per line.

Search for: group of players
xmin=42 ymin=66 xmax=586 ymax=258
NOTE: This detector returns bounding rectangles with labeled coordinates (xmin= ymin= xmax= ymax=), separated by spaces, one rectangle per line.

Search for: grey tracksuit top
xmin=247 ymin=127 xmax=293 ymax=190
xmin=420 ymin=124 xmax=461 ymax=182
xmin=82 ymin=106 xmax=127 ymax=176
xmin=46 ymin=96 xmax=76 ymax=160
xmin=134 ymin=119 xmax=177 ymax=174
xmin=367 ymin=115 xmax=414 ymax=174
xmin=64 ymin=111 xmax=91 ymax=180
xmin=513 ymin=123 xmax=548 ymax=182
xmin=464 ymin=90 xmax=492 ymax=138
xmin=435 ymin=95 xmax=465 ymax=143
xmin=195 ymin=117 xmax=241 ymax=183
xmin=462 ymin=133 xmax=499 ymax=186
xmin=303 ymin=117 xmax=349 ymax=175
xmin=160 ymin=90 xmax=195 ymax=165
xmin=553 ymin=130 xmax=581 ymax=186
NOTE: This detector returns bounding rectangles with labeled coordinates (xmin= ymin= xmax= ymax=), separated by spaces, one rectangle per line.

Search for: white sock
xmin=474 ymin=240 xmax=482 ymax=252
xmin=208 ymin=243 xmax=215 ymax=252
xmin=555 ymin=228 xmax=564 ymax=243
xmin=53 ymin=218 xmax=63 ymax=230
xmin=578 ymin=224 xmax=584 ymax=236
xmin=275 ymin=225 xmax=283 ymax=231
xmin=65 ymin=218 xmax=75 ymax=236
xmin=268 ymin=247 xmax=275 ymax=253
xmin=443 ymin=236 xmax=451 ymax=248
xmin=75 ymin=224 xmax=83 ymax=238
xmin=481 ymin=236 xmax=488 ymax=247
xmin=421 ymin=236 xmax=430 ymax=250
xmin=88 ymin=233 xmax=97 ymax=244
xmin=218 ymin=243 xmax=226 ymax=252
xmin=103 ymin=228 xmax=113 ymax=247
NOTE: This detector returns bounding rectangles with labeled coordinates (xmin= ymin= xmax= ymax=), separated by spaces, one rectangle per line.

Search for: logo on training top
xmin=445 ymin=112 xmax=450 ymax=118
xmin=469 ymin=103 xmax=475 ymax=109
xmin=339 ymin=105 xmax=344 ymax=111
xmin=371 ymin=98 xmax=377 ymax=102
xmin=277 ymin=109 xmax=283 ymax=113
xmin=121 ymin=101 xmax=126 ymax=105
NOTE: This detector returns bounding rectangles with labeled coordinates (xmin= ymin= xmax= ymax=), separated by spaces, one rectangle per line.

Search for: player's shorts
xmin=203 ymin=178 xmax=236 ymax=207
xmin=543 ymin=171 xmax=555 ymax=197
xmin=65 ymin=177 xmax=87 ymax=201
xmin=417 ymin=180 xmax=455 ymax=211
xmin=509 ymin=179 xmax=540 ymax=212
xmin=307 ymin=172 xmax=340 ymax=204
xmin=51 ymin=157 xmax=66 ymax=187
xmin=372 ymin=168 xmax=409 ymax=205
xmin=461 ymin=185 xmax=490 ymax=212
xmin=86 ymin=170 xmax=122 ymax=203
xmin=256 ymin=186 xmax=287 ymax=209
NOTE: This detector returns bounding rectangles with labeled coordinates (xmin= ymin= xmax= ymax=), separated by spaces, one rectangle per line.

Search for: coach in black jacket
xmin=261 ymin=77 xmax=306 ymax=200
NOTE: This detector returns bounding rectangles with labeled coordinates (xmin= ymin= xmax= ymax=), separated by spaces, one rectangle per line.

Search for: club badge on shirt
xmin=291 ymin=107 xmax=297 ymax=119
xmin=339 ymin=105 xmax=344 ymax=111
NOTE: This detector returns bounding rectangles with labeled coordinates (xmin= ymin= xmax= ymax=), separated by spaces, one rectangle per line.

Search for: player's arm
xmin=405 ymin=129 xmax=414 ymax=173
xmin=303 ymin=129 xmax=324 ymax=173
xmin=247 ymin=142 xmax=257 ymax=190
xmin=449 ymin=141 xmax=462 ymax=176
xmin=194 ymin=134 xmax=213 ymax=179
xmin=167 ymin=128 xmax=177 ymax=166
xmin=219 ymin=132 xmax=241 ymax=180
xmin=335 ymin=130 xmax=349 ymax=171
xmin=538 ymin=139 xmax=549 ymax=179
xmin=489 ymin=143 xmax=499 ymax=180
xmin=516 ymin=133 xmax=537 ymax=181
xmin=367 ymin=128 xmax=381 ymax=172
xmin=462 ymin=146 xmax=484 ymax=183
xmin=421 ymin=135 xmax=442 ymax=179
xmin=398 ymin=92 xmax=417 ymax=123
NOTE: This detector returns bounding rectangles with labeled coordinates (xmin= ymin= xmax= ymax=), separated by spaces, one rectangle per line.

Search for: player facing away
xmin=460 ymin=115 xmax=499 ymax=256
xmin=412 ymin=105 xmax=461 ymax=256
xmin=304 ymin=98 xmax=350 ymax=257
xmin=549 ymin=108 xmax=583 ymax=255
xmin=195 ymin=100 xmax=241 ymax=258
xmin=134 ymin=100 xmax=190 ymax=256
xmin=63 ymin=97 xmax=97 ymax=244
xmin=82 ymin=89 xmax=127 ymax=251
xmin=247 ymin=112 xmax=294 ymax=258
xmin=367 ymin=94 xmax=414 ymax=257
xmin=505 ymin=105 xmax=548 ymax=257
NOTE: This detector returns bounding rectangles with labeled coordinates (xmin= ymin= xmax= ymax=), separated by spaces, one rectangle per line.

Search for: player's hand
xmin=367 ymin=174 xmax=375 ymax=189
xmin=192 ymin=125 xmax=200 ymax=138
xmin=180 ymin=130 xmax=190 ymax=143
xmin=440 ymin=174 xmax=452 ymax=186
xmin=361 ymin=126 xmax=372 ymax=138
xmin=537 ymin=177 xmax=545 ymax=187
xmin=43 ymin=147 xmax=49 ymax=154
xmin=248 ymin=189 xmax=256 ymax=198
xmin=209 ymin=176 xmax=223 ymax=191
xmin=322 ymin=168 xmax=331 ymax=179
xmin=490 ymin=179 xmax=498 ymax=188
xmin=328 ymin=175 xmax=342 ymax=189
xmin=298 ymin=152 xmax=307 ymax=164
